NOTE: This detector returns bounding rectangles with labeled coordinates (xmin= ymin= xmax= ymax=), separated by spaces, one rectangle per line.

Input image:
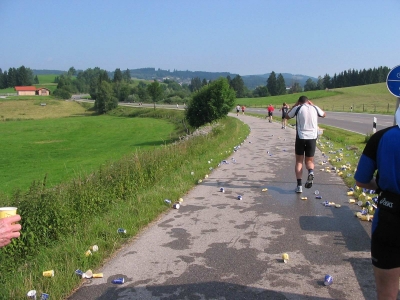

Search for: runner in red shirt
xmin=267 ymin=104 xmax=275 ymax=123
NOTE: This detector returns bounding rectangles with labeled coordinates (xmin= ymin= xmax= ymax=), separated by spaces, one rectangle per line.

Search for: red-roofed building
xmin=14 ymin=86 xmax=50 ymax=96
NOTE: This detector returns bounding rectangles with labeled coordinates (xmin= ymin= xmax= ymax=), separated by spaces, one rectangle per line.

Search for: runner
xmin=241 ymin=105 xmax=245 ymax=115
xmin=279 ymin=102 xmax=290 ymax=129
xmin=286 ymin=96 xmax=326 ymax=193
xmin=267 ymin=104 xmax=274 ymax=123
xmin=236 ymin=105 xmax=240 ymax=116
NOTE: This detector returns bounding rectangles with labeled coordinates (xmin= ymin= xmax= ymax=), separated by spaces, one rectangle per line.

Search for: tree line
xmin=0 ymin=66 xmax=39 ymax=89
xmin=303 ymin=66 xmax=390 ymax=91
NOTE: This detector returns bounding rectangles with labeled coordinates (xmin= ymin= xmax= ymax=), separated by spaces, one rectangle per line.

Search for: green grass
xmin=237 ymin=83 xmax=398 ymax=114
xmin=1 ymin=114 xmax=250 ymax=299
xmin=0 ymin=99 xmax=88 ymax=120
xmin=0 ymin=116 xmax=176 ymax=196
xmin=37 ymin=74 xmax=58 ymax=84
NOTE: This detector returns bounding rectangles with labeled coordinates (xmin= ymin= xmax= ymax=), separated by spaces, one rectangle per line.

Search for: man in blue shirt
xmin=355 ymin=107 xmax=400 ymax=300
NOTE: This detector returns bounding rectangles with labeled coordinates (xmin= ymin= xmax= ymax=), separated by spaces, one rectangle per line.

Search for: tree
xmin=0 ymin=68 xmax=3 ymax=89
xmin=323 ymin=74 xmax=331 ymax=89
xmin=266 ymin=71 xmax=277 ymax=96
xmin=147 ymin=81 xmax=163 ymax=109
xmin=123 ymin=69 xmax=131 ymax=81
xmin=7 ymin=68 xmax=17 ymax=88
xmin=316 ymin=76 xmax=324 ymax=90
xmin=276 ymin=74 xmax=286 ymax=95
xmin=288 ymin=82 xmax=302 ymax=94
xmin=230 ymin=75 xmax=245 ymax=98
xmin=186 ymin=78 xmax=235 ymax=128
xmin=67 ymin=67 xmax=76 ymax=76
xmin=189 ymin=77 xmax=202 ymax=92
xmin=202 ymin=78 xmax=208 ymax=87
xmin=94 ymin=81 xmax=118 ymax=114
xmin=304 ymin=78 xmax=317 ymax=91
xmin=34 ymin=75 xmax=39 ymax=84
xmin=113 ymin=68 xmax=123 ymax=83
xmin=253 ymin=85 xmax=269 ymax=97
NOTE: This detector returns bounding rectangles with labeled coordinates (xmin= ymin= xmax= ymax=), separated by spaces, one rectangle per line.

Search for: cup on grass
xmin=0 ymin=207 xmax=17 ymax=219
xmin=43 ymin=270 xmax=54 ymax=277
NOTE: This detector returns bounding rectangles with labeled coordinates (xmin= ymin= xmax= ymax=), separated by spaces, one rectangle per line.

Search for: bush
xmin=53 ymin=88 xmax=72 ymax=99
xmin=186 ymin=78 xmax=235 ymax=128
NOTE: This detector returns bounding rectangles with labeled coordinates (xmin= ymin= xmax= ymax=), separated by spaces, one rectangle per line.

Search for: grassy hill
xmin=238 ymin=83 xmax=397 ymax=114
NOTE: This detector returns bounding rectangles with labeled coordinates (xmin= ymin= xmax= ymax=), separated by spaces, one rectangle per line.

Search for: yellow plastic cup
xmin=93 ymin=273 xmax=103 ymax=278
xmin=347 ymin=191 xmax=354 ymax=196
xmin=43 ymin=270 xmax=54 ymax=277
xmin=0 ymin=207 xmax=17 ymax=219
xmin=282 ymin=253 xmax=289 ymax=263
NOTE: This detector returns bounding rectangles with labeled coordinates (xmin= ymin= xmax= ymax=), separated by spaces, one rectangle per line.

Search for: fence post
xmin=373 ymin=117 xmax=377 ymax=133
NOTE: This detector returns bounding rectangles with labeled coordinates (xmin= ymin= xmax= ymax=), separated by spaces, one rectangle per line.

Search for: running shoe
xmin=305 ymin=172 xmax=314 ymax=189
xmin=295 ymin=185 xmax=302 ymax=193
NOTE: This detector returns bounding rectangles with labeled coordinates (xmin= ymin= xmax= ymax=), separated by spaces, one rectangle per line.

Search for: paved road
xmin=245 ymin=108 xmax=395 ymax=135
xmin=68 ymin=114 xmax=375 ymax=300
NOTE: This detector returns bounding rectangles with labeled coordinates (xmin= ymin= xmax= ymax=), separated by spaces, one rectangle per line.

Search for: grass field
xmin=238 ymin=83 xmax=397 ymax=114
xmin=0 ymin=99 xmax=89 ymax=120
xmin=0 ymin=115 xmax=176 ymax=196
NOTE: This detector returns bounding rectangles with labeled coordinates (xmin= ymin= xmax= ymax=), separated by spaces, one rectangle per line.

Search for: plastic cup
xmin=112 ymin=277 xmax=125 ymax=284
xmin=282 ymin=253 xmax=289 ymax=263
xmin=90 ymin=245 xmax=99 ymax=252
xmin=40 ymin=293 xmax=49 ymax=300
xmin=93 ymin=273 xmax=103 ymax=278
xmin=43 ymin=270 xmax=54 ymax=277
xmin=27 ymin=290 xmax=36 ymax=299
xmin=0 ymin=207 xmax=17 ymax=219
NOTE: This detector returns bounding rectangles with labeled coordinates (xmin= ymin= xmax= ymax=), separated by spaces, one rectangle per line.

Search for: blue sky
xmin=1 ymin=0 xmax=398 ymax=78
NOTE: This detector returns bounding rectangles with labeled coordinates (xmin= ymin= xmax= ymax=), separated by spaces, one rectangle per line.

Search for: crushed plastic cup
xmin=40 ymin=293 xmax=49 ymax=300
xmin=27 ymin=290 xmax=36 ymax=299
xmin=282 ymin=253 xmax=289 ymax=263
xmin=204 ymin=174 xmax=208 ymax=179
xmin=190 ymin=171 xmax=194 ymax=175
xmin=85 ymin=250 xmax=92 ymax=257
xmin=164 ymin=199 xmax=171 ymax=205
xmin=90 ymin=245 xmax=99 ymax=252
xmin=347 ymin=191 xmax=354 ymax=196
xmin=43 ymin=270 xmax=54 ymax=277
xmin=262 ymin=188 xmax=268 ymax=192
xmin=348 ymin=199 xmax=356 ymax=203
xmin=301 ymin=197 xmax=308 ymax=200
xmin=117 ymin=228 xmax=127 ymax=234
xmin=335 ymin=204 xmax=341 ymax=208
xmin=357 ymin=201 xmax=363 ymax=206
xmin=220 ymin=187 xmax=225 ymax=193
xmin=112 ymin=277 xmax=125 ymax=284
xmin=93 ymin=273 xmax=104 ymax=278
xmin=0 ymin=207 xmax=17 ymax=219
xmin=173 ymin=203 xmax=180 ymax=209
xmin=178 ymin=198 xmax=184 ymax=203
xmin=198 ymin=179 xmax=202 ymax=183
xmin=314 ymin=190 xmax=320 ymax=195
xmin=82 ymin=269 xmax=93 ymax=279
xmin=324 ymin=274 xmax=333 ymax=286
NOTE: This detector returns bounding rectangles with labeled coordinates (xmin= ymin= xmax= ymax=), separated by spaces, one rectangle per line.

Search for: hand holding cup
xmin=0 ymin=214 xmax=22 ymax=248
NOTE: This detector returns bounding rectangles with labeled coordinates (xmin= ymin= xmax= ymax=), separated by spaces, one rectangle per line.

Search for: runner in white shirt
xmin=286 ymin=96 xmax=326 ymax=193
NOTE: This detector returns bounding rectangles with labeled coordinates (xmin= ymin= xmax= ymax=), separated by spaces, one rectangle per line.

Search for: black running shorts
xmin=295 ymin=138 xmax=316 ymax=157
xmin=371 ymin=208 xmax=400 ymax=269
